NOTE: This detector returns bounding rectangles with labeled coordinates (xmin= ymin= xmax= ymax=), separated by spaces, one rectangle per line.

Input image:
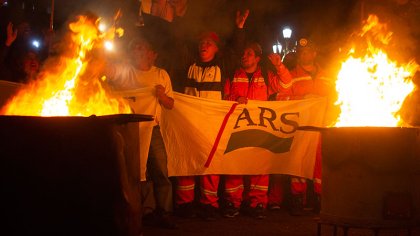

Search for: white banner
xmin=161 ymin=93 xmax=328 ymax=179
xmin=114 ymin=90 xmax=327 ymax=180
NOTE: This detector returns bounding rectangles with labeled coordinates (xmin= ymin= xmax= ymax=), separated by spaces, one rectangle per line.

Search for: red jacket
xmin=224 ymin=66 xmax=292 ymax=101
xmin=277 ymin=63 xmax=332 ymax=100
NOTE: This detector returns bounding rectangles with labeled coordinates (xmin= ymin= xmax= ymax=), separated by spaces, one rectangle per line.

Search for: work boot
xmin=155 ymin=210 xmax=178 ymax=230
xmin=197 ymin=203 xmax=219 ymax=221
xmin=223 ymin=201 xmax=239 ymax=218
xmin=267 ymin=202 xmax=281 ymax=211
xmin=142 ymin=212 xmax=156 ymax=227
xmin=313 ymin=194 xmax=321 ymax=214
xmin=249 ymin=203 xmax=266 ymax=219
xmin=290 ymin=194 xmax=305 ymax=216
xmin=175 ymin=202 xmax=196 ymax=218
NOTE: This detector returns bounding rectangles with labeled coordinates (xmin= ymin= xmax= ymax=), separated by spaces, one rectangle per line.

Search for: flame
xmin=0 ymin=15 xmax=131 ymax=116
xmin=334 ymin=15 xmax=418 ymax=127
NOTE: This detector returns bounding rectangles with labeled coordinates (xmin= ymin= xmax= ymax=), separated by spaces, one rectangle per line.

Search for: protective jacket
xmin=277 ymin=63 xmax=331 ymax=100
xmin=225 ymin=65 xmax=292 ymax=101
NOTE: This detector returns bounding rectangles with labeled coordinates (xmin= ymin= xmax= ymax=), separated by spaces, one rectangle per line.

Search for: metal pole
xmin=136 ymin=0 xmax=145 ymax=27
xmin=49 ymin=0 xmax=54 ymax=31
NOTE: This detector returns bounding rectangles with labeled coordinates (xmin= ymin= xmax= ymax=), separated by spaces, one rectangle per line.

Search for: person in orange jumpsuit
xmin=270 ymin=38 xmax=333 ymax=215
xmin=223 ymin=42 xmax=292 ymax=219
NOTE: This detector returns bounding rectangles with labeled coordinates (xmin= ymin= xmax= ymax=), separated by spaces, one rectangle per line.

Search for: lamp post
xmin=282 ymin=26 xmax=292 ymax=55
xmin=272 ymin=41 xmax=282 ymax=54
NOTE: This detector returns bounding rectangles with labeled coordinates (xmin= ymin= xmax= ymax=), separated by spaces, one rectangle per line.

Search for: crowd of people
xmin=101 ymin=8 xmax=335 ymax=230
xmin=0 ymin=20 xmax=44 ymax=83
xmin=0 ymin=5 xmax=335 ymax=231
xmin=1 ymin=1 xmax=419 ymax=234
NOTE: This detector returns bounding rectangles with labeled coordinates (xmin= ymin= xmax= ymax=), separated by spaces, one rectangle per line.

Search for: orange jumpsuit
xmin=224 ymin=65 xmax=292 ymax=209
xmin=271 ymin=63 xmax=332 ymax=205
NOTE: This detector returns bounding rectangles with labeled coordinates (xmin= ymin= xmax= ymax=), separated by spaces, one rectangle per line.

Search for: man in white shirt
xmin=106 ymin=36 xmax=176 ymax=229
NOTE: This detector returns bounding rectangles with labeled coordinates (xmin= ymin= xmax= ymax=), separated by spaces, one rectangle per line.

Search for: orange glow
xmin=0 ymin=15 xmax=130 ymax=116
xmin=334 ymin=15 xmax=418 ymax=127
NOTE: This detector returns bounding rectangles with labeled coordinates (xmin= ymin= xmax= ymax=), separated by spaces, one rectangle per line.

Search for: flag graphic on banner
xmin=224 ymin=129 xmax=294 ymax=154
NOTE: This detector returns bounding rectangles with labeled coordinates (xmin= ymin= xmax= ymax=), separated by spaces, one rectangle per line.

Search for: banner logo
xmin=225 ymin=129 xmax=294 ymax=153
xmin=225 ymin=107 xmax=299 ymax=153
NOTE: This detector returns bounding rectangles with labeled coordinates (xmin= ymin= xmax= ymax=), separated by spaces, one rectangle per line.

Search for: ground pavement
xmin=142 ymin=209 xmax=420 ymax=236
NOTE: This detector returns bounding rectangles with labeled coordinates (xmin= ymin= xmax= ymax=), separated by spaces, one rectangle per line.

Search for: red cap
xmin=198 ymin=31 xmax=220 ymax=45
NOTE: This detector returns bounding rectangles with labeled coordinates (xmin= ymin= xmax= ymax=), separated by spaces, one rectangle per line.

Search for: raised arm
xmin=235 ymin=9 xmax=249 ymax=29
xmin=1 ymin=22 xmax=17 ymax=64
xmin=5 ymin=22 xmax=17 ymax=47
xmin=267 ymin=53 xmax=293 ymax=97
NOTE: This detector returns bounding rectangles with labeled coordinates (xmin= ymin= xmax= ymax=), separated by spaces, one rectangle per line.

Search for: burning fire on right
xmin=333 ymin=14 xmax=419 ymax=127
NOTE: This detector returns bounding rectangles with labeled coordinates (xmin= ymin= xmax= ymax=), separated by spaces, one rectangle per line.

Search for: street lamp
xmin=272 ymin=41 xmax=282 ymax=54
xmin=282 ymin=26 xmax=292 ymax=55
xmin=282 ymin=27 xmax=292 ymax=39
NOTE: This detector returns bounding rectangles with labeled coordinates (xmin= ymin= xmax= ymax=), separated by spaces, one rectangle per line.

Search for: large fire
xmin=334 ymin=15 xmax=418 ymax=127
xmin=0 ymin=15 xmax=131 ymax=116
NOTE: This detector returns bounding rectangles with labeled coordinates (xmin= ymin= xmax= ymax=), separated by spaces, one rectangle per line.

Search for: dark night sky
xmin=1 ymin=0 xmax=419 ymax=61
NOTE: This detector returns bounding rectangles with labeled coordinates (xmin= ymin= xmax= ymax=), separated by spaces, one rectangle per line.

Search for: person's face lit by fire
xmin=23 ymin=51 xmax=40 ymax=75
xmin=131 ymin=42 xmax=157 ymax=71
xmin=297 ymin=47 xmax=317 ymax=66
xmin=241 ymin=48 xmax=260 ymax=71
xmin=199 ymin=38 xmax=218 ymax=63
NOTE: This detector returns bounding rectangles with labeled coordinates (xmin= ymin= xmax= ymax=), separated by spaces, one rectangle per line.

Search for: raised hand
xmin=268 ymin=53 xmax=284 ymax=67
xmin=5 ymin=22 xmax=17 ymax=46
xmin=236 ymin=9 xmax=249 ymax=29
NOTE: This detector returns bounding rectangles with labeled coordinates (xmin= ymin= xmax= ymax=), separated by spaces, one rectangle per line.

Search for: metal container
xmin=0 ymin=114 xmax=152 ymax=236
xmin=319 ymin=127 xmax=420 ymax=228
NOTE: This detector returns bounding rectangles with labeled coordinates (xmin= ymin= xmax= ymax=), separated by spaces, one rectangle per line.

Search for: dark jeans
xmin=141 ymin=125 xmax=173 ymax=213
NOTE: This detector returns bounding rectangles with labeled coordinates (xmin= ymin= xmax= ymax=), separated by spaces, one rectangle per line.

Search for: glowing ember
xmin=334 ymin=15 xmax=418 ymax=127
xmin=0 ymin=15 xmax=131 ymax=116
